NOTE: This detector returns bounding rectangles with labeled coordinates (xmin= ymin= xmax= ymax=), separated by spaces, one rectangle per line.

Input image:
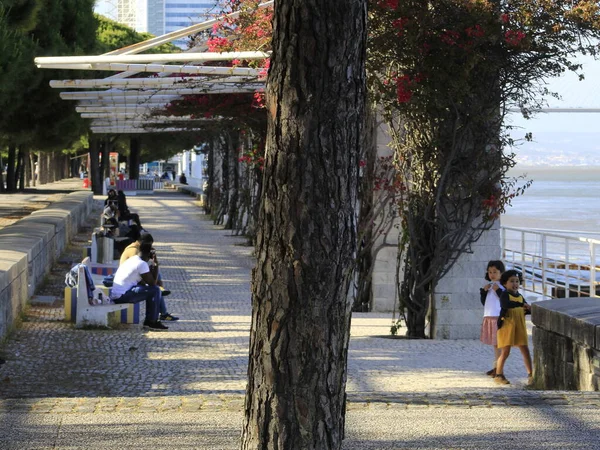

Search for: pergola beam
xmin=76 ymin=106 xmax=167 ymax=113
xmin=41 ymin=62 xmax=263 ymax=75
xmin=90 ymin=126 xmax=212 ymax=134
xmin=50 ymin=75 xmax=261 ymax=89
xmin=81 ymin=113 xmax=195 ymax=119
xmin=59 ymin=85 xmax=264 ymax=100
xmin=35 ymin=51 xmax=270 ymax=68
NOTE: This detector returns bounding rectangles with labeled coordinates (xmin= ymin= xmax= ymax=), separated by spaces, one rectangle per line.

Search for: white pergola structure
xmin=34 ymin=1 xmax=273 ymax=134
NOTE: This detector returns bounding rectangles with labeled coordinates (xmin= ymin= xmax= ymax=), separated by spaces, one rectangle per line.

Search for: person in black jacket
xmin=117 ymin=190 xmax=143 ymax=229
xmin=479 ymin=260 xmax=505 ymax=378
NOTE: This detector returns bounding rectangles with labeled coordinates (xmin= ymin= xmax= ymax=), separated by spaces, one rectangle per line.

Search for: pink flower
xmin=207 ymin=37 xmax=229 ymax=52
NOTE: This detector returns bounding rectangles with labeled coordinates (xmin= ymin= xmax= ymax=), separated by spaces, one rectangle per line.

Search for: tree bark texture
xmin=29 ymin=152 xmax=36 ymax=187
xmin=24 ymin=150 xmax=32 ymax=188
xmin=46 ymin=151 xmax=54 ymax=183
xmin=89 ymin=139 xmax=103 ymax=194
xmin=225 ymin=133 xmax=239 ymax=230
xmin=0 ymin=155 xmax=4 ymax=192
xmin=241 ymin=1 xmax=367 ymax=449
xmin=129 ymin=137 xmax=140 ymax=180
xmin=215 ymin=136 xmax=229 ymax=226
xmin=16 ymin=147 xmax=25 ymax=191
xmin=6 ymin=144 xmax=17 ymax=192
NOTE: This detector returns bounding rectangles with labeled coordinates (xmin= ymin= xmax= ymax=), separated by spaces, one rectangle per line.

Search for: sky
xmin=506 ymin=54 xmax=600 ymax=134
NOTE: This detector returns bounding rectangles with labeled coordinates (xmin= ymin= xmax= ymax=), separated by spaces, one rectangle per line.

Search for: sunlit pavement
xmin=1 ymin=187 xmax=599 ymax=449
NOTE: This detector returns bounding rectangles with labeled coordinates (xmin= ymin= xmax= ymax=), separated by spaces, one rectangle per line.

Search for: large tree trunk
xmin=16 ymin=147 xmax=25 ymax=191
xmin=47 ymin=151 xmax=57 ymax=182
xmin=0 ymin=155 xmax=4 ymax=193
xmin=89 ymin=138 xmax=103 ymax=194
xmin=38 ymin=151 xmax=48 ymax=185
xmin=217 ymin=135 xmax=229 ymax=226
xmin=205 ymin=143 xmax=215 ymax=215
xmin=102 ymin=138 xmax=111 ymax=179
xmin=30 ymin=152 xmax=37 ymax=187
xmin=225 ymin=133 xmax=239 ymax=230
xmin=24 ymin=149 xmax=32 ymax=188
xmin=241 ymin=1 xmax=367 ymax=448
xmin=129 ymin=137 xmax=140 ymax=180
xmin=6 ymin=144 xmax=17 ymax=192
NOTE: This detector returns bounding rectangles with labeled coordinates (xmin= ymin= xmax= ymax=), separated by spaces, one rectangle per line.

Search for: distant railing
xmin=501 ymin=227 xmax=600 ymax=299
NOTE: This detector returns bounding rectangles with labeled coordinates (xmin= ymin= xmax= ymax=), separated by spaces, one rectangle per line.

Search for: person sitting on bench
xmin=120 ymin=232 xmax=178 ymax=322
xmin=117 ymin=190 xmax=143 ymax=229
xmin=105 ymin=189 xmax=118 ymax=207
xmin=111 ymin=241 xmax=167 ymax=330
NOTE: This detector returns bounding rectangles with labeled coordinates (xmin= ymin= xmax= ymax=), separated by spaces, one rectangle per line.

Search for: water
xmin=501 ymin=166 xmax=600 ymax=237
xmin=500 ymin=166 xmax=600 ymax=297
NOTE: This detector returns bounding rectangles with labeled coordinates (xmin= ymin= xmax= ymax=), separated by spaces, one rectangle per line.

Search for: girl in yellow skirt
xmin=494 ymin=269 xmax=532 ymax=386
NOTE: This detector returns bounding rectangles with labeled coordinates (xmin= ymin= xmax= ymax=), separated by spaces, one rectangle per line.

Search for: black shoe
xmin=148 ymin=321 xmax=168 ymax=330
xmin=160 ymin=288 xmax=171 ymax=297
xmin=160 ymin=313 xmax=179 ymax=321
xmin=143 ymin=319 xmax=151 ymax=328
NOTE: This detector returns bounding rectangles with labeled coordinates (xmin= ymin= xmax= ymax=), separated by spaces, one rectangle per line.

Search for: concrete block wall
xmin=531 ymin=298 xmax=600 ymax=390
xmin=0 ymin=191 xmax=93 ymax=341
xmin=433 ymin=224 xmax=501 ymax=339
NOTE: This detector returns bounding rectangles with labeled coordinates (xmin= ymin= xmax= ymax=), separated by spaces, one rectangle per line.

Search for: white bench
xmin=73 ymin=265 xmax=133 ymax=328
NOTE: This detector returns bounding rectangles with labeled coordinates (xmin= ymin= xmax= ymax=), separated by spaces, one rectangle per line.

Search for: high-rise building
xmin=95 ymin=0 xmax=219 ymax=48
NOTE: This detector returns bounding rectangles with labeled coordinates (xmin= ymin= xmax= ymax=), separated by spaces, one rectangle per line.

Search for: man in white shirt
xmin=111 ymin=242 xmax=167 ymax=330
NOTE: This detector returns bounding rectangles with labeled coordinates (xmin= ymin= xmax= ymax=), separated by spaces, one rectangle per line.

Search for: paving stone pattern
xmin=1 ymin=188 xmax=600 ymax=436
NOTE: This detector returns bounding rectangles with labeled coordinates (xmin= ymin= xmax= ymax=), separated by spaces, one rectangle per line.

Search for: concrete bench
xmin=64 ymin=265 xmax=139 ymax=327
xmin=175 ymin=184 xmax=204 ymax=200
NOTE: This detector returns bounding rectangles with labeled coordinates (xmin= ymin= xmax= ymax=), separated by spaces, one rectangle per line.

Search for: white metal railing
xmin=501 ymin=227 xmax=600 ymax=299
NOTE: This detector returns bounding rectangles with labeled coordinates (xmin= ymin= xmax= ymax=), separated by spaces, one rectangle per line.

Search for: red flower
xmin=465 ymin=24 xmax=485 ymax=38
xmin=392 ymin=17 xmax=409 ymax=36
xmin=441 ymin=30 xmax=460 ymax=46
xmin=396 ymin=75 xmax=413 ymax=103
xmin=500 ymin=13 xmax=510 ymax=24
xmin=505 ymin=30 xmax=526 ymax=46
xmin=378 ymin=0 xmax=398 ymax=10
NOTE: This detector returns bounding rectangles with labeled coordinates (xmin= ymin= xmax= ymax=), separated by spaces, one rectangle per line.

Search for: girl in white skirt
xmin=479 ymin=260 xmax=505 ymax=377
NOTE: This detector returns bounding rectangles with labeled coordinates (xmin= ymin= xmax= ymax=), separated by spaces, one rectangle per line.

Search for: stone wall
xmin=531 ymin=298 xmax=600 ymax=391
xmin=0 ymin=192 xmax=93 ymax=342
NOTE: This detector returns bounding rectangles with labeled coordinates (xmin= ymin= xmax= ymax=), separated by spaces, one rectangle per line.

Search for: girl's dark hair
xmin=484 ymin=260 xmax=506 ymax=281
xmin=500 ymin=269 xmax=523 ymax=286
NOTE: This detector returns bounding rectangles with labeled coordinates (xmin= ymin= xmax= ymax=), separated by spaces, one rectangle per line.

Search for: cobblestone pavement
xmin=1 ymin=189 xmax=600 ymax=449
